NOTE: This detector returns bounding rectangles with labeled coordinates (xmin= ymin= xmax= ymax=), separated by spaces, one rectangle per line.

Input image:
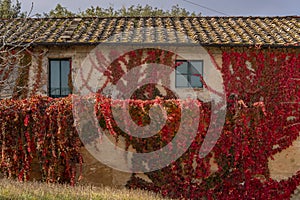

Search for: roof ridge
xmin=1 ymin=15 xmax=299 ymax=20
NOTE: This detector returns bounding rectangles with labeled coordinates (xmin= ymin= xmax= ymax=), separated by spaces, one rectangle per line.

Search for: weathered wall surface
xmin=28 ymin=46 xmax=95 ymax=96
xmin=79 ymin=136 xmax=300 ymax=188
xmin=28 ymin=45 xmax=224 ymax=99
xmin=25 ymin=45 xmax=300 ymax=191
xmin=269 ymin=136 xmax=300 ymax=180
xmin=269 ymin=137 xmax=300 ymax=199
xmin=79 ymin=147 xmax=132 ymax=188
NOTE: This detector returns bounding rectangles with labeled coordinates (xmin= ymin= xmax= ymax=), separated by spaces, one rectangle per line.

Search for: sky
xmin=19 ymin=0 xmax=300 ymax=17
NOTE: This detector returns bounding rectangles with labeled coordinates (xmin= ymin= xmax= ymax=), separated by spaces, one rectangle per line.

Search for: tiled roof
xmin=0 ymin=16 xmax=299 ymax=47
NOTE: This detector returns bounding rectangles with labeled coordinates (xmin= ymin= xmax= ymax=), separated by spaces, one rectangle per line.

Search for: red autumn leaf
xmin=24 ymin=114 xmax=29 ymax=127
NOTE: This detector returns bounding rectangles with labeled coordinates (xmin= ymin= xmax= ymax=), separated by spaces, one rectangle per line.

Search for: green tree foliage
xmin=45 ymin=4 xmax=201 ymax=18
xmin=43 ymin=4 xmax=75 ymax=18
xmin=0 ymin=0 xmax=25 ymax=18
xmin=80 ymin=6 xmax=117 ymax=17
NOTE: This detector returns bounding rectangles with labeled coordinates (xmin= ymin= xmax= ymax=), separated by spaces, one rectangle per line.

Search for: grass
xmin=0 ymin=178 xmax=169 ymax=200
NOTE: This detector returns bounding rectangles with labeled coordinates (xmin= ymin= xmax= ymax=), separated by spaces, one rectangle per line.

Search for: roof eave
xmin=28 ymin=42 xmax=300 ymax=49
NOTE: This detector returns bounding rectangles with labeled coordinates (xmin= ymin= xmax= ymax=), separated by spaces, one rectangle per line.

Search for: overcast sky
xmin=19 ymin=0 xmax=300 ymax=17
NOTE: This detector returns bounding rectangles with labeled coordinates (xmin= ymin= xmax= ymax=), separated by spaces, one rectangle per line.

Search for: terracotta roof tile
xmin=0 ymin=16 xmax=299 ymax=47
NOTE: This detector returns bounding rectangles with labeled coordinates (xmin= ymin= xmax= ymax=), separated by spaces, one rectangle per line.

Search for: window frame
xmin=48 ymin=58 xmax=72 ymax=98
xmin=175 ymin=60 xmax=204 ymax=88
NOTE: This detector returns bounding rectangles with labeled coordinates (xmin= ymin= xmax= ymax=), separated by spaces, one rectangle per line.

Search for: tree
xmin=45 ymin=4 xmax=201 ymax=17
xmin=0 ymin=0 xmax=25 ymax=18
xmin=43 ymin=4 xmax=75 ymax=18
xmin=79 ymin=6 xmax=117 ymax=17
xmin=0 ymin=0 xmax=40 ymax=99
xmin=170 ymin=5 xmax=192 ymax=16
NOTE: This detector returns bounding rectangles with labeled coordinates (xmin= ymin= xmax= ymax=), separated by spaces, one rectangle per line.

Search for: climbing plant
xmin=0 ymin=47 xmax=299 ymax=199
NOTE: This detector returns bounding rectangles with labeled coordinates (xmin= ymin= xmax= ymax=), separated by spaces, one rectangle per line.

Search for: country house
xmin=0 ymin=16 xmax=299 ymax=99
xmin=0 ymin=16 xmax=299 ymax=188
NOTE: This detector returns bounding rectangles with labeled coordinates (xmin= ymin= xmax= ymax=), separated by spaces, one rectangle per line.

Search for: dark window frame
xmin=48 ymin=58 xmax=72 ymax=98
xmin=175 ymin=60 xmax=204 ymax=88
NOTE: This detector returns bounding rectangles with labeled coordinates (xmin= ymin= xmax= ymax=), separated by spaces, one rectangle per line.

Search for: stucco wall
xmin=28 ymin=45 xmax=224 ymax=99
xmin=26 ymin=45 xmax=300 ymax=190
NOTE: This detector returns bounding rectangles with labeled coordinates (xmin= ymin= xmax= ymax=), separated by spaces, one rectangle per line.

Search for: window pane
xmin=50 ymin=60 xmax=60 ymax=96
xmin=60 ymin=60 xmax=71 ymax=96
xmin=49 ymin=59 xmax=71 ymax=97
xmin=176 ymin=74 xmax=188 ymax=87
xmin=190 ymin=75 xmax=203 ymax=87
xmin=176 ymin=61 xmax=188 ymax=74
xmin=190 ymin=61 xmax=203 ymax=75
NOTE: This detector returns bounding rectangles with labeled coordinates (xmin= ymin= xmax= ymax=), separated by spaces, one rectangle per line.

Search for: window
xmin=49 ymin=59 xmax=72 ymax=98
xmin=175 ymin=60 xmax=203 ymax=88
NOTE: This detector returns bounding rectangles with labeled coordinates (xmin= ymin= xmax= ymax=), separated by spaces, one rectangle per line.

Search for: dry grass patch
xmin=0 ymin=178 xmax=168 ymax=200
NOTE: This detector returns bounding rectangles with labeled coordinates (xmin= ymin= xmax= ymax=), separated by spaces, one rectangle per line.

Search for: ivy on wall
xmin=0 ymin=48 xmax=47 ymax=100
xmin=12 ymin=51 xmax=31 ymax=99
xmin=0 ymin=48 xmax=299 ymax=199
xmin=0 ymin=96 xmax=82 ymax=185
